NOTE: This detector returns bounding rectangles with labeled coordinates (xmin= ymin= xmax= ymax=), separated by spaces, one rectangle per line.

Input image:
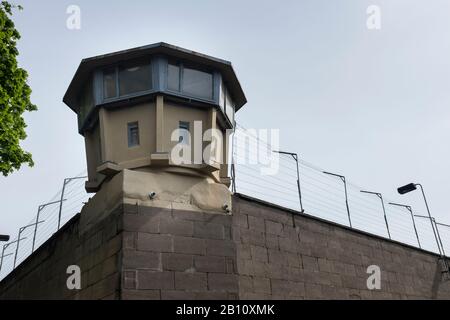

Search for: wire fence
xmin=1 ymin=121 xmax=449 ymax=281
xmin=0 ymin=171 xmax=89 ymax=281
xmin=231 ymin=121 xmax=450 ymax=258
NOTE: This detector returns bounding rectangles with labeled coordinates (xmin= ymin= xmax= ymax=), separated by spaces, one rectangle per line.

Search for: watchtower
xmin=63 ymin=43 xmax=246 ymax=222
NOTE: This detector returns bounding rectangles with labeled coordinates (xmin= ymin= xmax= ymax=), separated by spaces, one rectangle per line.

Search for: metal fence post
xmin=433 ymin=218 xmax=447 ymax=258
xmin=323 ymin=171 xmax=352 ymax=228
xmin=388 ymin=203 xmax=421 ymax=249
xmin=32 ymin=200 xmax=66 ymax=252
xmin=0 ymin=240 xmax=23 ymax=273
xmin=58 ymin=179 xmax=68 ymax=230
xmin=14 ymin=227 xmax=26 ymax=268
xmin=275 ymin=151 xmax=304 ymax=213
xmin=361 ymin=191 xmax=391 ymax=239
xmin=57 ymin=176 xmax=87 ymax=230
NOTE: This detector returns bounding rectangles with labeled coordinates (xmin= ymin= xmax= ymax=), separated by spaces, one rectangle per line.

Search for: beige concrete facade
xmin=84 ymin=96 xmax=228 ymax=185
xmin=81 ymin=93 xmax=232 ymax=219
xmin=65 ymin=44 xmax=244 ymax=225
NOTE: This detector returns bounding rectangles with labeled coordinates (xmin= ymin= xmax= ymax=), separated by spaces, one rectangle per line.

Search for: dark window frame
xmin=102 ymin=60 xmax=153 ymax=102
xmin=127 ymin=121 xmax=140 ymax=147
xmin=166 ymin=60 xmax=214 ymax=102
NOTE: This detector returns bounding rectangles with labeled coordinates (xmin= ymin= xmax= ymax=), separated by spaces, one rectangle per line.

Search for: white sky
xmin=1 ymin=0 xmax=450 ymax=247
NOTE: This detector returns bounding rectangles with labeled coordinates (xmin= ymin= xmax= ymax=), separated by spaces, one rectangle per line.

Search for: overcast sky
xmin=1 ymin=0 xmax=450 ymax=243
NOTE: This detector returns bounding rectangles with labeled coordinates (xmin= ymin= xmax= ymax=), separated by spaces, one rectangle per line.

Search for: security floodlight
xmin=397 ymin=182 xmax=448 ymax=268
xmin=0 ymin=235 xmax=9 ymax=242
xmin=397 ymin=183 xmax=417 ymax=195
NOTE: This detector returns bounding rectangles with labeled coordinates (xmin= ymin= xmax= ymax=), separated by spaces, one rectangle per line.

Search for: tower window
xmin=119 ymin=62 xmax=152 ymax=96
xmin=103 ymin=67 xmax=117 ymax=99
xmin=103 ymin=60 xmax=152 ymax=100
xmin=167 ymin=61 xmax=213 ymax=100
xmin=182 ymin=67 xmax=213 ymax=100
xmin=179 ymin=121 xmax=190 ymax=145
xmin=167 ymin=63 xmax=180 ymax=91
xmin=127 ymin=122 xmax=140 ymax=147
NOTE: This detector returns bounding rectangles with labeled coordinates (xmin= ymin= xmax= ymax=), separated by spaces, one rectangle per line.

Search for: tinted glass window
xmin=103 ymin=68 xmax=117 ymax=99
xmin=182 ymin=67 xmax=213 ymax=100
xmin=119 ymin=62 xmax=152 ymax=96
xmin=167 ymin=63 xmax=180 ymax=91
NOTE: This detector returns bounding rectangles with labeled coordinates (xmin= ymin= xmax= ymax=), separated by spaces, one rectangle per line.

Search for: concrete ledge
xmin=97 ymin=161 xmax=122 ymax=176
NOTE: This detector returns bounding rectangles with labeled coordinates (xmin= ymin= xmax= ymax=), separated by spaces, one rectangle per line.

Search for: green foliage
xmin=0 ymin=1 xmax=36 ymax=176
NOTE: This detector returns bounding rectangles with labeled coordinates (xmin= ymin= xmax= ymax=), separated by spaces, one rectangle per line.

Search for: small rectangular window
xmin=127 ymin=122 xmax=140 ymax=147
xmin=119 ymin=62 xmax=152 ymax=96
xmin=103 ymin=67 xmax=117 ymax=99
xmin=179 ymin=121 xmax=190 ymax=145
xmin=167 ymin=63 xmax=180 ymax=91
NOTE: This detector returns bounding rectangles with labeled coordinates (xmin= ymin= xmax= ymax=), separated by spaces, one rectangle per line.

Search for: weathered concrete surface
xmin=0 ymin=205 xmax=123 ymax=300
xmin=120 ymin=203 xmax=238 ymax=300
xmin=1 ymin=194 xmax=449 ymax=299
xmin=233 ymin=194 xmax=450 ymax=299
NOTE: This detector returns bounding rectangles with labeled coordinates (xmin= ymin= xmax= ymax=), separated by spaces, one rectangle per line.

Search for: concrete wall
xmin=1 ymin=194 xmax=450 ymax=299
xmin=120 ymin=203 xmax=238 ymax=300
xmin=233 ymin=194 xmax=450 ymax=299
xmin=84 ymin=124 xmax=104 ymax=185
xmin=0 ymin=206 xmax=123 ymax=300
xmin=102 ymin=102 xmax=156 ymax=165
xmin=83 ymin=98 xmax=229 ymax=191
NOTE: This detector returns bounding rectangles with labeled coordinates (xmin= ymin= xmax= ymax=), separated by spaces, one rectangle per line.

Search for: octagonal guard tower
xmin=63 ymin=42 xmax=246 ymax=228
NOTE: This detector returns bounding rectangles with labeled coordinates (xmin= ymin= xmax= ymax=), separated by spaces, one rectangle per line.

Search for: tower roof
xmin=63 ymin=42 xmax=247 ymax=113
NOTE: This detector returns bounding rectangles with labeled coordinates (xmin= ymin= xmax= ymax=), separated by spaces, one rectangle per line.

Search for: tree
xmin=0 ymin=1 xmax=36 ymax=176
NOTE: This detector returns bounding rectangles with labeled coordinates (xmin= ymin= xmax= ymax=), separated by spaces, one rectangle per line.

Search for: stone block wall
xmin=0 ymin=205 xmax=123 ymax=300
xmin=1 ymin=194 xmax=450 ymax=299
xmin=120 ymin=203 xmax=238 ymax=299
xmin=233 ymin=194 xmax=450 ymax=299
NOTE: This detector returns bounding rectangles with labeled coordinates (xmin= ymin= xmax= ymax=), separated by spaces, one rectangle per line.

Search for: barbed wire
xmin=0 ymin=171 xmax=89 ymax=280
xmin=1 ymin=122 xmax=449 ymax=280
xmin=232 ymin=121 xmax=449 ymax=256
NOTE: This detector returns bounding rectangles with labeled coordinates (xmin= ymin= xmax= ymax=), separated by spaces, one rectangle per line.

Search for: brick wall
xmin=234 ymin=194 xmax=450 ymax=299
